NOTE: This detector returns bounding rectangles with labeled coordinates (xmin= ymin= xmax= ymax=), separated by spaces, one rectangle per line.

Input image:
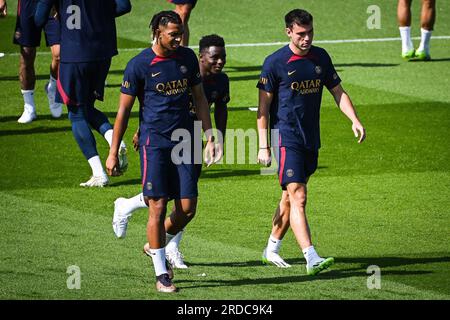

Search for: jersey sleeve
xmin=256 ymin=55 xmax=278 ymax=93
xmin=187 ymin=49 xmax=202 ymax=87
xmin=217 ymin=74 xmax=230 ymax=105
xmin=120 ymin=58 xmax=143 ymax=97
xmin=323 ymin=51 xmax=341 ymax=90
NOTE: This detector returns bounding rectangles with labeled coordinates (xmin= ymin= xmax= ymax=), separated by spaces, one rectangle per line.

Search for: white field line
xmin=2 ymin=36 xmax=450 ymax=56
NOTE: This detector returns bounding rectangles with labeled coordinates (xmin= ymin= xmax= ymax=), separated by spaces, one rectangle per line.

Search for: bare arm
xmin=106 ymin=93 xmax=135 ymax=176
xmin=329 ymin=83 xmax=366 ymax=143
xmin=257 ymin=89 xmax=274 ymax=166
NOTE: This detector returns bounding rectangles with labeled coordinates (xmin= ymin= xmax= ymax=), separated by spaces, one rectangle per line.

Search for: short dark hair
xmin=149 ymin=10 xmax=182 ymax=37
xmin=285 ymin=9 xmax=313 ymax=29
xmin=199 ymin=34 xmax=225 ymax=52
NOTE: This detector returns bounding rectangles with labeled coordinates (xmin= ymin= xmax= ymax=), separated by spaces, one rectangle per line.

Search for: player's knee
xmin=20 ymin=48 xmax=36 ymax=65
xmin=422 ymin=0 xmax=435 ymax=9
xmin=175 ymin=5 xmax=192 ymax=21
xmin=292 ymin=189 xmax=307 ymax=207
xmin=149 ymin=198 xmax=167 ymax=213
xmin=178 ymin=207 xmax=196 ymax=220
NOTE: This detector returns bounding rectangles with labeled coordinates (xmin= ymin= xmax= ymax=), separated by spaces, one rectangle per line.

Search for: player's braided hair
xmin=199 ymin=34 xmax=225 ymax=52
xmin=149 ymin=10 xmax=182 ymax=38
xmin=285 ymin=9 xmax=313 ymax=29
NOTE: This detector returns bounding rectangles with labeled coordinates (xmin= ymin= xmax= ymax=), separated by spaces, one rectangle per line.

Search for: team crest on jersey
xmin=286 ymin=169 xmax=294 ymax=178
xmin=315 ymin=66 xmax=322 ymax=75
xmin=180 ymin=65 xmax=188 ymax=74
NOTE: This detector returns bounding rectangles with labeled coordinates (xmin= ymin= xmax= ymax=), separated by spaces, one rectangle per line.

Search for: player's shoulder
xmin=216 ymin=72 xmax=229 ymax=84
xmin=126 ymin=48 xmax=154 ymax=70
xmin=310 ymin=45 xmax=332 ymax=60
xmin=177 ymin=45 xmax=197 ymax=59
xmin=264 ymin=45 xmax=291 ymax=66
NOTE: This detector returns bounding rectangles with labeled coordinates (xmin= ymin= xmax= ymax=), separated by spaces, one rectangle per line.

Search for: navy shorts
xmin=13 ymin=1 xmax=60 ymax=47
xmin=140 ymin=143 xmax=199 ymax=199
xmin=277 ymin=145 xmax=318 ymax=189
xmin=168 ymin=0 xmax=197 ymax=8
xmin=56 ymin=59 xmax=111 ymax=106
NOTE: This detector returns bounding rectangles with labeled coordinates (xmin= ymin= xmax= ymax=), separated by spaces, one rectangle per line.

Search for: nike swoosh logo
xmin=152 ymin=72 xmax=161 ymax=77
xmin=288 ymin=70 xmax=296 ymax=76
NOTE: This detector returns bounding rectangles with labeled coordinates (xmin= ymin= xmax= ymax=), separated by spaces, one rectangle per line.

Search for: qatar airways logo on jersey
xmin=291 ymin=79 xmax=322 ymax=95
xmin=156 ymin=79 xmax=189 ymax=96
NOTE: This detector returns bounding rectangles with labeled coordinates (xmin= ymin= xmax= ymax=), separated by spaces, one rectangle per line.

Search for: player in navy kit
xmin=105 ymin=11 xmax=217 ymax=293
xmin=35 ymin=0 xmax=131 ymax=187
xmin=111 ymin=34 xmax=228 ymax=272
xmin=2 ymin=0 xmax=63 ymax=123
xmin=257 ymin=9 xmax=366 ymax=275
xmin=167 ymin=0 xmax=197 ymax=46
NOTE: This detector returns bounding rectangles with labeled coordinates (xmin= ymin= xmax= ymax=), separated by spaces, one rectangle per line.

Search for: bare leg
xmin=19 ymin=46 xmax=36 ymax=90
xmin=397 ymin=0 xmax=414 ymax=57
xmin=420 ymin=0 xmax=436 ymax=30
xmin=165 ymin=198 xmax=197 ymax=235
xmin=286 ymin=183 xmax=312 ymax=250
xmin=270 ymin=190 xmax=291 ymax=240
xmin=147 ymin=197 xmax=169 ymax=248
xmin=173 ymin=4 xmax=193 ymax=47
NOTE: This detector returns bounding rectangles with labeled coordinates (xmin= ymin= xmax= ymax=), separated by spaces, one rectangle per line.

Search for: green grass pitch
xmin=0 ymin=0 xmax=449 ymax=300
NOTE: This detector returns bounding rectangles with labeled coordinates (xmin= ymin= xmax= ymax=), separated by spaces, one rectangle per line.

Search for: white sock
xmin=48 ymin=75 xmax=57 ymax=95
xmin=399 ymin=26 xmax=414 ymax=54
xmin=165 ymin=232 xmax=177 ymax=246
xmin=104 ymin=129 xmax=126 ymax=149
xmin=267 ymin=234 xmax=282 ymax=253
xmin=146 ymin=247 xmax=167 ymax=277
xmin=87 ymin=155 xmax=106 ymax=177
xmin=166 ymin=230 xmax=184 ymax=253
xmin=302 ymin=245 xmax=323 ymax=266
xmin=21 ymin=90 xmax=36 ymax=112
xmin=417 ymin=28 xmax=432 ymax=54
xmin=122 ymin=193 xmax=148 ymax=216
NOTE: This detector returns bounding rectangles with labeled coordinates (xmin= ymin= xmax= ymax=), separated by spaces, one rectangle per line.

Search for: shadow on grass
xmin=201 ymin=169 xmax=261 ymax=179
xmin=0 ymin=111 xmax=141 ymax=124
xmin=0 ymin=126 xmax=72 ymax=136
xmin=189 ymin=255 xmax=450 ymax=270
xmin=176 ymin=270 xmax=432 ymax=289
xmin=180 ymin=256 xmax=448 ymax=288
xmin=410 ymin=57 xmax=450 ymax=62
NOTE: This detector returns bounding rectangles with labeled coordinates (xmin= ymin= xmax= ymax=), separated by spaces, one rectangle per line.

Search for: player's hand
xmin=0 ymin=0 xmax=7 ymax=18
xmin=257 ymin=147 xmax=272 ymax=167
xmin=352 ymin=121 xmax=366 ymax=143
xmin=213 ymin=142 xmax=223 ymax=164
xmin=203 ymin=140 xmax=216 ymax=167
xmin=132 ymin=130 xmax=140 ymax=151
xmin=106 ymin=154 xmax=122 ymax=176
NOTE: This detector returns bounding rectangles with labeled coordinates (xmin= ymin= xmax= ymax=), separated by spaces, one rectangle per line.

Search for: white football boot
xmin=17 ymin=105 xmax=37 ymax=124
xmin=262 ymin=248 xmax=291 ymax=268
xmin=166 ymin=248 xmax=188 ymax=269
xmin=45 ymin=82 xmax=63 ymax=118
xmin=79 ymin=174 xmax=109 ymax=187
xmin=112 ymin=197 xmax=131 ymax=238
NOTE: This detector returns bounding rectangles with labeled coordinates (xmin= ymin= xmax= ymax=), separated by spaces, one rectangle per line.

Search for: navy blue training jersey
xmin=41 ymin=0 xmax=118 ymax=62
xmin=121 ymin=46 xmax=202 ymax=147
xmin=257 ymin=45 xmax=341 ymax=151
xmin=189 ymin=72 xmax=230 ymax=116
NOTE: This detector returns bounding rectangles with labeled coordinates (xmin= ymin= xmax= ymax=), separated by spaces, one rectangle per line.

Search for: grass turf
xmin=0 ymin=0 xmax=449 ymax=300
